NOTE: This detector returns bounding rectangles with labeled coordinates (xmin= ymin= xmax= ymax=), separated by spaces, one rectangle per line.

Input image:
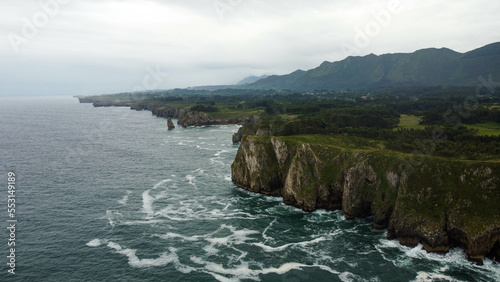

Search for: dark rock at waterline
xmin=231 ymin=135 xmax=500 ymax=263
xmin=167 ymin=118 xmax=175 ymax=130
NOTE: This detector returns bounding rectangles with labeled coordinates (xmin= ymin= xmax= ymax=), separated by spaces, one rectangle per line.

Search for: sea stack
xmin=167 ymin=118 xmax=175 ymax=130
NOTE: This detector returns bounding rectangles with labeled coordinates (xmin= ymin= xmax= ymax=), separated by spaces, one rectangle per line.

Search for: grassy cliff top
xmin=252 ymin=134 xmax=500 ymax=163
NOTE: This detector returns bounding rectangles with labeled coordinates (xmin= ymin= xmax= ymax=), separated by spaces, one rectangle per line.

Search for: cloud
xmin=1 ymin=0 xmax=499 ymax=96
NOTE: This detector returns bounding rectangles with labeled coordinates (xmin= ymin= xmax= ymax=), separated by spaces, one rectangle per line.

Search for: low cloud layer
xmin=1 ymin=0 xmax=499 ymax=96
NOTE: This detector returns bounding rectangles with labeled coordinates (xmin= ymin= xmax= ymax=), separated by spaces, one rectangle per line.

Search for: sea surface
xmin=0 ymin=96 xmax=499 ymax=281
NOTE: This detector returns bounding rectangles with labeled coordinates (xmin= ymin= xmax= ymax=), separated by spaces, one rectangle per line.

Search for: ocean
xmin=0 ymin=96 xmax=499 ymax=281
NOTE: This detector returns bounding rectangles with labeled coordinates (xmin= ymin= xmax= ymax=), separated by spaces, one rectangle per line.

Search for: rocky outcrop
xmin=167 ymin=118 xmax=175 ymax=130
xmin=232 ymin=116 xmax=283 ymax=144
xmin=231 ymin=135 xmax=500 ymax=263
xmin=231 ymin=136 xmax=281 ymax=195
xmin=151 ymin=107 xmax=186 ymax=119
xmin=81 ymin=96 xmax=256 ymax=128
xmin=178 ymin=111 xmax=214 ymax=127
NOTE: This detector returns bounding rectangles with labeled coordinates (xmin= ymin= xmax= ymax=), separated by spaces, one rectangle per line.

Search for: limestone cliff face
xmin=231 ymin=136 xmax=281 ymax=195
xmin=282 ymin=143 xmax=323 ymax=211
xmin=177 ymin=111 xmax=216 ymax=127
xmin=167 ymin=118 xmax=175 ymax=130
xmin=231 ymin=135 xmax=500 ymax=263
xmin=388 ymin=164 xmax=500 ymax=262
xmin=152 ymin=107 xmax=186 ymax=119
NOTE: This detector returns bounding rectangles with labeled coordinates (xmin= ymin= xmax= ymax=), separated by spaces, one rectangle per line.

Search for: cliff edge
xmin=231 ymin=135 xmax=500 ymax=263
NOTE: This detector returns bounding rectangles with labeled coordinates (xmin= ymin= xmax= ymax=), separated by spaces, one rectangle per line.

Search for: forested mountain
xmin=241 ymin=42 xmax=500 ymax=91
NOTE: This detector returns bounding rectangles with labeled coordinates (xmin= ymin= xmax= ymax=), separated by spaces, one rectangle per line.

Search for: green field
xmin=397 ymin=115 xmax=425 ymax=130
xmin=466 ymin=122 xmax=500 ymax=136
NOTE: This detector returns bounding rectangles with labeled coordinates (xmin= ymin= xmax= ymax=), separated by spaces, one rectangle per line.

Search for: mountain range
xmin=240 ymin=42 xmax=500 ymax=91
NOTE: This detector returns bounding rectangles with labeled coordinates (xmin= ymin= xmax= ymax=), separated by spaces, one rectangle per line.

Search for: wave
xmin=376 ymin=239 xmax=500 ymax=281
xmin=118 ymin=190 xmax=132 ymax=205
xmin=252 ymin=237 xmax=327 ymax=252
xmin=106 ymin=241 xmax=193 ymax=271
xmin=103 ymin=210 xmax=123 ymax=227
xmin=154 ymin=232 xmax=203 ymax=242
xmin=152 ymin=179 xmax=172 ymax=190
xmin=412 ymin=272 xmax=458 ymax=282
xmin=214 ymin=150 xmax=229 ymax=157
xmin=142 ymin=190 xmax=155 ymax=216
xmin=86 ymin=239 xmax=107 ymax=247
xmin=190 ymin=256 xmax=339 ymax=282
xmin=186 ymin=175 xmax=196 ymax=186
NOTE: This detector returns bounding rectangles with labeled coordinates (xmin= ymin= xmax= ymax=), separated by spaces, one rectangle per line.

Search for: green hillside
xmin=242 ymin=42 xmax=500 ymax=91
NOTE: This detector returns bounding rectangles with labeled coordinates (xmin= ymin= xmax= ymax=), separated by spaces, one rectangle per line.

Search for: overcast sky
xmin=1 ymin=0 xmax=499 ymax=97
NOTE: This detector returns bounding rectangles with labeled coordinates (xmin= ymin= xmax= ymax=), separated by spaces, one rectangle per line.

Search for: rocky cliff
xmin=80 ymin=97 xmax=255 ymax=128
xmin=167 ymin=118 xmax=175 ymax=130
xmin=231 ymin=135 xmax=500 ymax=263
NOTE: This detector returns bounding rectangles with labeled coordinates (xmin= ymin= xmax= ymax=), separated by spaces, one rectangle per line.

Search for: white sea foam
xmin=142 ymin=190 xmax=155 ymax=215
xmin=262 ymin=219 xmax=277 ymax=243
xmin=203 ymin=245 xmax=219 ymax=255
xmin=105 ymin=242 xmax=193 ymax=271
xmin=203 ymin=271 xmax=240 ymax=282
xmin=155 ymin=232 xmax=202 ymax=242
xmin=253 ymin=237 xmax=327 ymax=252
xmin=186 ymin=175 xmax=196 ymax=186
xmin=193 ymin=168 xmax=205 ymax=175
xmin=152 ymin=179 xmax=171 ymax=190
xmin=103 ymin=210 xmax=123 ymax=227
xmin=118 ymin=190 xmax=132 ymax=205
xmin=214 ymin=150 xmax=228 ymax=157
xmin=339 ymin=271 xmax=366 ymax=282
xmin=329 ymin=230 xmax=343 ymax=237
xmin=413 ymin=272 xmax=457 ymax=282
xmin=191 ymin=255 xmax=339 ymax=282
xmin=86 ymin=239 xmax=106 ymax=247
xmin=206 ymin=225 xmax=259 ymax=246
xmin=376 ymin=239 xmax=500 ymax=281
xmin=121 ymin=219 xmax=166 ymax=226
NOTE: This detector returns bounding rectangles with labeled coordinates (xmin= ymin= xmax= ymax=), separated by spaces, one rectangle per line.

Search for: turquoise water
xmin=0 ymin=96 xmax=499 ymax=281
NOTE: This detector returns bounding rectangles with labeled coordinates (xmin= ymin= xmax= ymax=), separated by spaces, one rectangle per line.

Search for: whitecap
xmin=262 ymin=219 xmax=277 ymax=243
xmin=253 ymin=237 xmax=327 ymax=252
xmin=191 ymin=256 xmax=339 ymax=281
xmin=193 ymin=168 xmax=205 ymax=175
xmin=203 ymin=245 xmax=219 ymax=255
xmin=339 ymin=271 xmax=365 ymax=282
xmin=103 ymin=210 xmax=123 ymax=227
xmin=214 ymin=150 xmax=228 ymax=157
xmin=155 ymin=232 xmax=202 ymax=242
xmin=118 ymin=190 xmax=132 ymax=205
xmin=186 ymin=175 xmax=196 ymax=186
xmin=413 ymin=272 xmax=456 ymax=282
xmin=142 ymin=190 xmax=155 ymax=215
xmin=105 ymin=242 xmax=192 ymax=271
xmin=86 ymin=239 xmax=105 ymax=247
xmin=152 ymin=179 xmax=171 ymax=190
xmin=120 ymin=219 xmax=166 ymax=226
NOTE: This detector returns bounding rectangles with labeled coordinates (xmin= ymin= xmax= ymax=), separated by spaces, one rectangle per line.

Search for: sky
xmin=1 ymin=0 xmax=499 ymax=97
